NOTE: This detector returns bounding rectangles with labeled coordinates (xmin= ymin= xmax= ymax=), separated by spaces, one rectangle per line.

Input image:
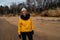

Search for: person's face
xmin=22 ymin=10 xmax=27 ymax=15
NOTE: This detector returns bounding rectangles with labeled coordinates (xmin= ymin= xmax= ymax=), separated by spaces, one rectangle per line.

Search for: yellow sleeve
xmin=18 ymin=17 xmax=21 ymax=35
xmin=30 ymin=17 xmax=34 ymax=30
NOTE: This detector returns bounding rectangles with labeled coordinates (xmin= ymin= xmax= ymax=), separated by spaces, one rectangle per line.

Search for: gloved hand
xmin=32 ymin=30 xmax=34 ymax=35
xmin=19 ymin=35 xmax=21 ymax=39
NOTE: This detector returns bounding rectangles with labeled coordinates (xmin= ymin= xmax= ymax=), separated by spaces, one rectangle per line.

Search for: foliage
xmin=0 ymin=0 xmax=60 ymax=17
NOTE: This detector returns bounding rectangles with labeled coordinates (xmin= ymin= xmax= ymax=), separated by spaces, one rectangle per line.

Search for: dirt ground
xmin=0 ymin=17 xmax=60 ymax=40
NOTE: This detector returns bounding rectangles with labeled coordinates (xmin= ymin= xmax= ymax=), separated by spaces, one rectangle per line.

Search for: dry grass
xmin=41 ymin=8 xmax=60 ymax=17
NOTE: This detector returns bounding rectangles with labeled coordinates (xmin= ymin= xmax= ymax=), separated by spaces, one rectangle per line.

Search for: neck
xmin=23 ymin=14 xmax=26 ymax=17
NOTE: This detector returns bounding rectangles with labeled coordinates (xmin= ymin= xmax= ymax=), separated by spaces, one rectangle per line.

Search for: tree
xmin=4 ymin=6 xmax=9 ymax=14
xmin=0 ymin=6 xmax=5 ymax=15
xmin=10 ymin=2 xmax=18 ymax=14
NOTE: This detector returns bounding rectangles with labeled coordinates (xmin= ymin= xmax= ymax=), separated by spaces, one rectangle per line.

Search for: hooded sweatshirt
xmin=18 ymin=14 xmax=34 ymax=35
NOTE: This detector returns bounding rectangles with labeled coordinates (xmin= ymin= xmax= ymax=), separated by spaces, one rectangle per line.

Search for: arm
xmin=18 ymin=17 xmax=21 ymax=35
xmin=30 ymin=17 xmax=34 ymax=31
xmin=30 ymin=17 xmax=34 ymax=34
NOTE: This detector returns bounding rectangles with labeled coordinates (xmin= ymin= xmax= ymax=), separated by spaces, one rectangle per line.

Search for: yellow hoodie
xmin=18 ymin=16 xmax=34 ymax=35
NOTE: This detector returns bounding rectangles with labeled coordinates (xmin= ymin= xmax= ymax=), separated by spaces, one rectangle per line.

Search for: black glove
xmin=19 ymin=35 xmax=21 ymax=39
xmin=32 ymin=30 xmax=34 ymax=35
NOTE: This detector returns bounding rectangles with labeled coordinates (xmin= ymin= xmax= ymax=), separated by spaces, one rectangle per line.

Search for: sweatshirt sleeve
xmin=18 ymin=17 xmax=21 ymax=35
xmin=30 ymin=17 xmax=34 ymax=30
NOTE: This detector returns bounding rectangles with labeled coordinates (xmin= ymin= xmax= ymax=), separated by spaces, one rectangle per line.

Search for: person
xmin=18 ymin=8 xmax=34 ymax=40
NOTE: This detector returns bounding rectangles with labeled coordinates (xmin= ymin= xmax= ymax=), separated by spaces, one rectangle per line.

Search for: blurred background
xmin=0 ymin=0 xmax=60 ymax=40
xmin=0 ymin=0 xmax=60 ymax=17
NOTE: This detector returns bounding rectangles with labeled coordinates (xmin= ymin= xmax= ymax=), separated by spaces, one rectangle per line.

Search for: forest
xmin=0 ymin=0 xmax=60 ymax=17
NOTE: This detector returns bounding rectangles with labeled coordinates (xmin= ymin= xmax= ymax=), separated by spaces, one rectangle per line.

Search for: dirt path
xmin=0 ymin=18 xmax=45 ymax=40
xmin=33 ymin=17 xmax=60 ymax=40
xmin=0 ymin=17 xmax=60 ymax=40
xmin=0 ymin=18 xmax=18 ymax=40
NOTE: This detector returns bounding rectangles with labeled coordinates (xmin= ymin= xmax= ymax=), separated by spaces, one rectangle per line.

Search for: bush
xmin=40 ymin=8 xmax=60 ymax=17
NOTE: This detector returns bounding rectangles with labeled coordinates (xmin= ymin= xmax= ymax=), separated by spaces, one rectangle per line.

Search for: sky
xmin=0 ymin=0 xmax=26 ymax=6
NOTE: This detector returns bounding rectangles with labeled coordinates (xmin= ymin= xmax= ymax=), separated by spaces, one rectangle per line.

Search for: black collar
xmin=20 ymin=14 xmax=30 ymax=20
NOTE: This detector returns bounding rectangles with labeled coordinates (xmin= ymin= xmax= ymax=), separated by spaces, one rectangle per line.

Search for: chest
xmin=21 ymin=19 xmax=31 ymax=25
